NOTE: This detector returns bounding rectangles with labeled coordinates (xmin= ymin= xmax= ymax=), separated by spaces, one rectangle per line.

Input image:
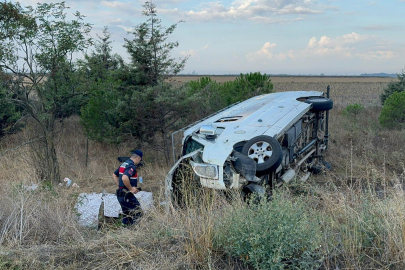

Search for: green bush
xmin=220 ymin=72 xmax=273 ymax=105
xmin=214 ymin=192 xmax=322 ymax=269
xmin=379 ymin=91 xmax=405 ymax=129
xmin=0 ymin=73 xmax=24 ymax=137
xmin=188 ymin=76 xmax=216 ymax=93
xmin=186 ymin=72 xmax=274 ymax=113
xmin=342 ymin=103 xmax=365 ymax=118
xmin=380 ymin=69 xmax=405 ymax=105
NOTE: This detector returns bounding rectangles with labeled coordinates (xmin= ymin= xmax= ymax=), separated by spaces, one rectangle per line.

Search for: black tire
xmin=309 ymin=164 xmax=322 ymax=174
xmin=305 ymin=97 xmax=333 ymax=111
xmin=241 ymin=135 xmax=283 ymax=173
xmin=309 ymin=160 xmax=332 ymax=174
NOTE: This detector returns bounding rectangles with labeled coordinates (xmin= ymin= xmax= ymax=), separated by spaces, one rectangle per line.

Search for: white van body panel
xmin=182 ymin=91 xmax=323 ymax=173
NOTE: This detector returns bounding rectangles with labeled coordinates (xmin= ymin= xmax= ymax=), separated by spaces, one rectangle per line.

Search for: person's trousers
xmin=116 ymin=189 xmax=143 ymax=225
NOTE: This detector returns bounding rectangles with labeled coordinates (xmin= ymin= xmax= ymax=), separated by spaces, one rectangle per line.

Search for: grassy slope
xmin=1 ymin=77 xmax=405 ymax=269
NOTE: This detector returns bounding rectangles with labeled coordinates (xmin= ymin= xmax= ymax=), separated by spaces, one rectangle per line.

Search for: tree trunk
xmin=40 ymin=127 xmax=60 ymax=185
xmin=46 ymin=131 xmax=60 ymax=185
xmin=161 ymin=129 xmax=171 ymax=165
xmin=31 ymin=113 xmax=61 ymax=185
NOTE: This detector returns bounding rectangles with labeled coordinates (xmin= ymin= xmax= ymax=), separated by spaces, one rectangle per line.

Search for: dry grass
xmin=1 ymin=77 xmax=405 ymax=269
xmin=312 ymin=160 xmax=405 ymax=269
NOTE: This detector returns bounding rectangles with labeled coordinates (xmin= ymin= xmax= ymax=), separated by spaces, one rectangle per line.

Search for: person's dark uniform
xmin=114 ymin=150 xmax=143 ymax=225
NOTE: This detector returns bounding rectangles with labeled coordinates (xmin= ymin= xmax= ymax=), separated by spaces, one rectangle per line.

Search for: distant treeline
xmin=177 ymin=73 xmax=398 ymax=77
xmin=360 ymin=73 xmax=397 ymax=77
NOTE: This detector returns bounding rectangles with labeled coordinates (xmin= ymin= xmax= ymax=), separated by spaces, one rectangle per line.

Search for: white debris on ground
xmin=103 ymin=193 xmax=122 ymax=218
xmin=75 ymin=193 xmax=103 ymax=227
xmin=62 ymin=177 xmax=80 ymax=187
xmin=135 ymin=191 xmax=155 ymax=212
xmin=75 ymin=191 xmax=155 ymax=227
xmin=23 ymin=184 xmax=38 ymax=191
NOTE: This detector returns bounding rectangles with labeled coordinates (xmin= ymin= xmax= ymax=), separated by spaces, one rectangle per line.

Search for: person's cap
xmin=132 ymin=149 xmax=143 ymax=160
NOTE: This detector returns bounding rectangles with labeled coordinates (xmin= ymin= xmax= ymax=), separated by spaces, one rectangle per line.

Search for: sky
xmin=10 ymin=0 xmax=405 ymax=75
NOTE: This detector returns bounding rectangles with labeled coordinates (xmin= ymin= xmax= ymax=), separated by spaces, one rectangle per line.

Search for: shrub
xmin=220 ymin=72 xmax=273 ymax=105
xmin=342 ymin=103 xmax=365 ymax=118
xmin=0 ymin=71 xmax=24 ymax=137
xmin=214 ymin=192 xmax=322 ymax=269
xmin=188 ymin=76 xmax=216 ymax=93
xmin=186 ymin=72 xmax=274 ymax=112
xmin=0 ymin=88 xmax=23 ymax=137
xmin=380 ymin=69 xmax=405 ymax=105
xmin=379 ymin=91 xmax=405 ymax=129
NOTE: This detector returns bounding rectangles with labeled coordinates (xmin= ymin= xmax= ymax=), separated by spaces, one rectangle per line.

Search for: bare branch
xmin=0 ymin=134 xmax=45 ymax=158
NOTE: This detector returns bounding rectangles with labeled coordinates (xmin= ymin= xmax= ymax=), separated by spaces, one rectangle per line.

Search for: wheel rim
xmin=247 ymin=141 xmax=273 ymax=164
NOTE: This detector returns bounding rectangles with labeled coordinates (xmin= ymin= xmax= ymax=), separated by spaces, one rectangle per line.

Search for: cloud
xmin=361 ymin=25 xmax=389 ymax=31
xmin=250 ymin=16 xmax=304 ymax=23
xmin=180 ymin=49 xmax=200 ymax=60
xmin=15 ymin=0 xmax=101 ymax=7
xmin=276 ymin=4 xmax=323 ymax=15
xmin=247 ymin=32 xmax=395 ymax=63
xmin=203 ymin=43 xmax=210 ymax=49
xmin=305 ymin=32 xmax=371 ymax=56
xmin=117 ymin=25 xmax=134 ymax=32
xmin=361 ymin=50 xmax=395 ymax=59
xmin=303 ymin=32 xmax=394 ymax=59
xmin=247 ymin=42 xmax=293 ymax=60
xmin=100 ymin=1 xmax=140 ymax=16
xmin=153 ymin=0 xmax=185 ymax=3
xmin=161 ymin=0 xmax=327 ymax=23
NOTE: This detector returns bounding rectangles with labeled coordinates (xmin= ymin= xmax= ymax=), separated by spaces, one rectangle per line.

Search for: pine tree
xmin=124 ymin=1 xmax=188 ymax=86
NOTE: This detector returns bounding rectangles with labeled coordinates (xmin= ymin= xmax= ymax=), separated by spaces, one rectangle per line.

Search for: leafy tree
xmin=0 ymin=70 xmax=23 ymax=137
xmin=380 ymin=69 xmax=405 ymax=105
xmin=379 ymin=91 xmax=405 ymax=129
xmin=0 ymin=1 xmax=91 ymax=184
xmin=123 ymin=1 xmax=188 ymax=85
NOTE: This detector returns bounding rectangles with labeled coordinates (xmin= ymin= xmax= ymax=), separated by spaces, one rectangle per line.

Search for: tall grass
xmin=0 ymin=184 xmax=88 ymax=247
xmin=317 ymin=168 xmax=405 ymax=269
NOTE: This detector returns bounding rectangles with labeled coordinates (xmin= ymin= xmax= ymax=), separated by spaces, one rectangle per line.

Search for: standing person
xmin=113 ymin=149 xmax=143 ymax=225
